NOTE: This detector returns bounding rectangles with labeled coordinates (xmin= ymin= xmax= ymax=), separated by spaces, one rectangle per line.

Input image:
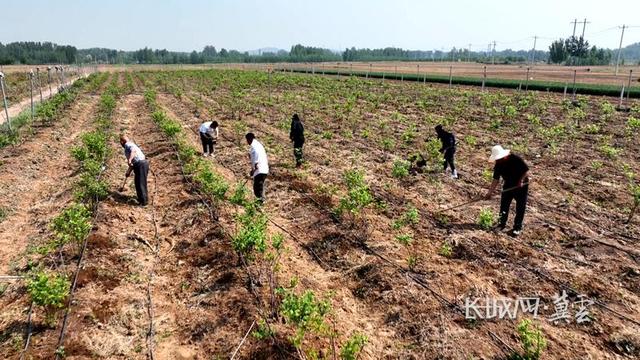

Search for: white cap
xmin=489 ymin=145 xmax=510 ymax=162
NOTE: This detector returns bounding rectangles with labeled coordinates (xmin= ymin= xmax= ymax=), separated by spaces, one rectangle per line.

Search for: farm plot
xmin=0 ymin=68 xmax=639 ymax=359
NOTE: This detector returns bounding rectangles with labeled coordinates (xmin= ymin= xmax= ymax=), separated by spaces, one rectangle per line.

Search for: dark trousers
xmin=499 ymin=184 xmax=528 ymax=230
xmin=133 ymin=160 xmax=149 ymax=206
xmin=293 ymin=140 xmax=304 ymax=166
xmin=253 ymin=173 xmax=267 ymax=202
xmin=443 ymin=148 xmax=456 ymax=172
xmin=200 ymin=133 xmax=215 ymax=154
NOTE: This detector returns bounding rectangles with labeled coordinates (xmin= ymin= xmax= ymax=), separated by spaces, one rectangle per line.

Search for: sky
xmin=1 ymin=0 xmax=639 ymax=53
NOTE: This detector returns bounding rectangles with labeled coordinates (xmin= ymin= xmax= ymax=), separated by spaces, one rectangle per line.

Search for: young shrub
xmin=335 ymin=169 xmax=372 ymax=217
xmin=391 ymin=159 xmax=411 ymax=179
xmin=599 ymin=143 xmax=622 ymax=159
xmin=27 ymin=270 xmax=70 ymax=326
xmin=194 ymin=164 xmax=228 ymax=201
xmin=340 ymin=332 xmax=368 ymax=360
xmin=627 ymin=116 xmax=640 ymax=132
xmin=477 ymin=208 xmax=496 ymax=230
xmin=509 ymin=319 xmax=547 ymax=360
xmin=464 ymin=135 xmax=477 ymax=147
xmin=230 ymin=181 xmax=249 ymax=206
xmin=278 ymin=285 xmax=331 ymax=349
xmin=439 ymin=242 xmax=453 ymax=258
xmin=232 ymin=204 xmax=268 ymax=259
xmin=600 ymin=101 xmax=615 ymax=120
xmin=51 ymin=203 xmax=92 ymax=250
xmin=584 ymin=124 xmax=600 ymax=134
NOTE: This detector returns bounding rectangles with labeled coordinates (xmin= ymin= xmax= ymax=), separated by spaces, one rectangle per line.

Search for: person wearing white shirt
xmin=199 ymin=121 xmax=219 ymax=157
xmin=246 ymin=132 xmax=269 ymax=203
xmin=119 ymin=135 xmax=149 ymax=206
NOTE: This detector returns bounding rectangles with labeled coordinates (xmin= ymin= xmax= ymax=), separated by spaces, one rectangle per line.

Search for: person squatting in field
xmin=119 ymin=135 xmax=149 ymax=206
xmin=246 ymin=132 xmax=269 ymax=204
xmin=199 ymin=120 xmax=219 ymax=157
xmin=289 ymin=113 xmax=305 ymax=167
xmin=484 ymin=145 xmax=530 ymax=236
xmin=435 ymin=125 xmax=458 ymax=179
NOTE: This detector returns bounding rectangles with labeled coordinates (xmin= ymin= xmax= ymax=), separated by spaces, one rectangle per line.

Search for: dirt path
xmin=1 ymin=76 xmax=83 ymax=125
xmin=0 ymin=92 xmax=101 ymax=274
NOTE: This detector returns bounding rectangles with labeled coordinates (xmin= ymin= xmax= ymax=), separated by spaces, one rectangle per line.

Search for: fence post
xmin=571 ymin=69 xmax=577 ymax=101
xmin=448 ymin=66 xmax=453 ymax=88
xmin=268 ymin=70 xmax=272 ymax=103
xmin=563 ymin=82 xmax=568 ymax=99
xmin=367 ymin=63 xmax=371 ymax=79
xmin=525 ymin=67 xmax=530 ymax=92
xmin=626 ymin=70 xmax=633 ymax=105
xmin=0 ymin=72 xmax=10 ymax=131
xmin=482 ymin=66 xmax=486 ymax=92
xmin=36 ymin=67 xmax=43 ymax=102
xmin=350 ymin=63 xmax=353 ymax=76
xmin=46 ymin=67 xmax=52 ymax=97
xmin=29 ymin=71 xmax=35 ymax=121
xmin=417 ymin=64 xmax=420 ymax=81
xmin=619 ymin=83 xmax=625 ymax=108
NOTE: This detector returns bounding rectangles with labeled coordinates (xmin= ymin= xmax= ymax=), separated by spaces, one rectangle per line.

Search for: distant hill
xmin=622 ymin=42 xmax=640 ymax=61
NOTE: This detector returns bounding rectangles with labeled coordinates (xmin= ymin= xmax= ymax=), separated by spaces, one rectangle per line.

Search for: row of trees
xmin=0 ymin=42 xmax=76 ymax=65
xmin=1 ymin=41 xmax=636 ymax=66
xmin=548 ymin=36 xmax=613 ymax=65
xmin=342 ymin=46 xmax=548 ymax=63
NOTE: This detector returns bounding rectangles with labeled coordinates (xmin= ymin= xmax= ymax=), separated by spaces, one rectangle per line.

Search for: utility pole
xmin=579 ymin=18 xmax=590 ymax=39
xmin=571 ymin=18 xmax=578 ymax=37
xmin=530 ymin=36 xmax=538 ymax=64
xmin=615 ymin=25 xmax=626 ymax=76
xmin=491 ymin=41 xmax=496 ymax=65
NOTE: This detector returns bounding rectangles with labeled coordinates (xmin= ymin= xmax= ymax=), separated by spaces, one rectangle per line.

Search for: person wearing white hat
xmin=484 ymin=145 xmax=530 ymax=236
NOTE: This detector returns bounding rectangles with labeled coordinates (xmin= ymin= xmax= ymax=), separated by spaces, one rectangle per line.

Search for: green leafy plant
xmin=194 ymin=164 xmax=229 ymax=201
xmin=391 ymin=159 xmax=410 ymax=179
xmin=392 ymin=206 xmax=419 ymax=229
xmin=509 ymin=319 xmax=547 ymax=360
xmin=439 ymin=242 xmax=453 ymax=258
xmin=599 ymin=143 xmax=622 ymax=159
xmin=252 ymin=319 xmax=275 ymax=340
xmin=232 ymin=204 xmax=268 ymax=259
xmin=51 ymin=203 xmax=92 ymax=250
xmin=230 ymin=181 xmax=249 ymax=206
xmin=335 ymin=169 xmax=372 ymax=217
xmin=340 ymin=332 xmax=368 ymax=360
xmin=477 ymin=208 xmax=496 ymax=230
xmin=26 ymin=270 xmax=70 ymax=326
xmin=278 ymin=283 xmax=331 ymax=349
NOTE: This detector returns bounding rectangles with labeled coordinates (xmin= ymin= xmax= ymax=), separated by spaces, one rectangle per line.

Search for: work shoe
xmin=451 ymin=170 xmax=459 ymax=179
xmin=203 ymin=153 xmax=209 ymax=157
xmin=511 ymin=228 xmax=523 ymax=236
xmin=494 ymin=223 xmax=507 ymax=231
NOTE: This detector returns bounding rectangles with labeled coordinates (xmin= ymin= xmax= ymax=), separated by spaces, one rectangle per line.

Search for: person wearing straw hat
xmin=484 ymin=145 xmax=530 ymax=236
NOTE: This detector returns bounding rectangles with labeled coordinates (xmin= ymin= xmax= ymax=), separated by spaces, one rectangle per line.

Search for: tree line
xmin=1 ymin=40 xmax=637 ymax=66
xmin=548 ymin=36 xmax=613 ymax=66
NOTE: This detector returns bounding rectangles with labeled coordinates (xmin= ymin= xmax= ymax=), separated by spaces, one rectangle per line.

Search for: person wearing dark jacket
xmin=435 ymin=125 xmax=458 ymax=179
xmin=484 ymin=145 xmax=530 ymax=236
xmin=289 ymin=114 xmax=305 ymax=167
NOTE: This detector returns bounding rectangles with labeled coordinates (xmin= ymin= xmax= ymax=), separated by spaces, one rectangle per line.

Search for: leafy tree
xmin=548 ymin=39 xmax=567 ymax=64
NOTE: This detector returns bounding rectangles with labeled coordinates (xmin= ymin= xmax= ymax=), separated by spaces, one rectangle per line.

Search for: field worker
xmin=246 ymin=132 xmax=269 ymax=204
xmin=289 ymin=114 xmax=305 ymax=167
xmin=119 ymin=135 xmax=149 ymax=206
xmin=199 ymin=120 xmax=219 ymax=157
xmin=484 ymin=145 xmax=530 ymax=236
xmin=435 ymin=125 xmax=458 ymax=179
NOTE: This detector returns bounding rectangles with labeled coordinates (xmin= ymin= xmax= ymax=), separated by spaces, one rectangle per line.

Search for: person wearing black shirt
xmin=435 ymin=125 xmax=458 ymax=179
xmin=289 ymin=114 xmax=305 ymax=167
xmin=484 ymin=145 xmax=530 ymax=236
